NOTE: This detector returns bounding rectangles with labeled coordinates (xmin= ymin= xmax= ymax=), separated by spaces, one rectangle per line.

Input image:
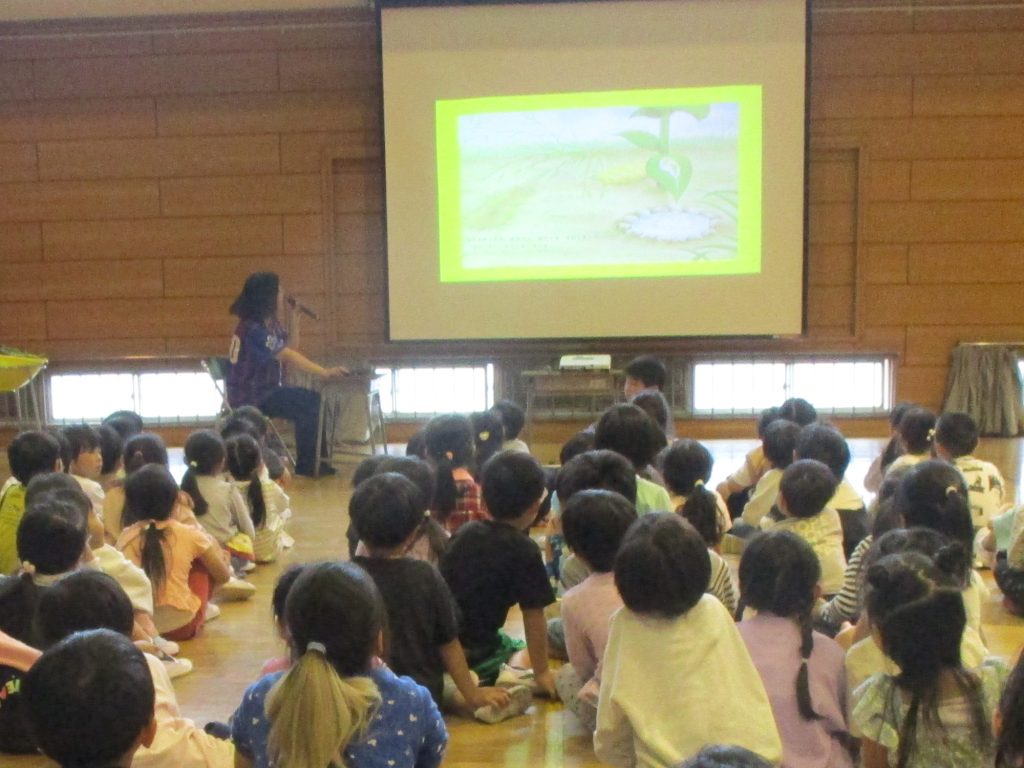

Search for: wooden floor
xmin=7 ymin=436 xmax=1024 ymax=768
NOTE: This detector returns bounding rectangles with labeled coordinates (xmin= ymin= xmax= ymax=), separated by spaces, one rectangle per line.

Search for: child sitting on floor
xmin=23 ymin=629 xmax=157 ymax=768
xmin=717 ymin=406 xmax=780 ymax=518
xmin=933 ymin=412 xmax=1008 ymax=531
xmin=594 ymin=403 xmax=672 ymax=514
xmin=225 ymin=433 xmax=292 ymax=564
xmin=595 ymin=513 xmax=782 ymax=766
xmin=737 ymin=530 xmax=853 ymax=767
xmin=230 ymin=561 xmax=447 ymax=768
xmin=440 ymin=451 xmax=557 ymax=697
xmin=886 ymin=406 xmax=937 ymax=475
xmin=763 ymin=459 xmax=846 ymax=596
xmin=62 ymin=424 xmax=106 ymax=518
xmin=351 ymin=472 xmax=524 ymax=722
xmin=0 ymin=430 xmax=61 ymax=575
xmin=555 ymin=489 xmax=635 ymax=731
xmin=425 ymin=414 xmax=485 ymax=534
xmin=491 ymin=399 xmax=530 ymax=454
xmin=739 ymin=419 xmax=801 ymax=533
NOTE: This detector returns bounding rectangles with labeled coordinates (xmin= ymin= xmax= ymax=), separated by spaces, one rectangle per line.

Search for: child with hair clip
xmin=556 ymin=489 xmax=636 ymax=732
xmin=425 ymin=414 xmax=485 ymax=534
xmin=35 ymin=570 xmax=235 ymax=768
xmin=886 ymin=406 xmax=937 ymax=475
xmin=845 ymin=529 xmax=990 ymax=698
xmin=0 ymin=430 xmax=61 ymax=575
xmin=852 ymin=550 xmax=1007 ymax=768
xmin=933 ymin=411 xmax=1009 ymax=532
xmin=22 ymin=629 xmax=158 ymax=768
xmin=351 ymin=473 xmax=524 ymax=723
xmin=893 ymin=459 xmax=989 ymax=636
xmin=352 ymin=456 xmax=449 ymax=566
xmin=662 ymin=439 xmax=736 ymax=613
xmin=230 ymin=560 xmax=447 ymax=768
xmin=117 ymin=465 xmax=235 ymax=641
xmin=595 ymin=514 xmax=782 ymax=766
xmin=737 ymin=530 xmax=853 ymax=768
xmin=225 ymin=433 xmax=292 ymax=564
xmin=181 ymin=429 xmax=257 ymax=574
xmin=62 ymin=424 xmax=106 ymax=517
xmin=491 ymin=399 xmax=530 ymax=454
xmin=996 ymin=651 xmax=1024 ymax=768
xmin=104 ymin=432 xmax=199 ymax=543
xmin=471 ymin=410 xmax=506 ymax=478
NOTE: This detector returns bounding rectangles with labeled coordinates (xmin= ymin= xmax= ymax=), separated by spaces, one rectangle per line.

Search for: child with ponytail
xmin=737 ymin=530 xmax=853 ymax=768
xmin=117 ymin=465 xmax=232 ymax=641
xmin=181 ymin=430 xmax=256 ymax=573
xmin=853 ymin=550 xmax=1006 ymax=768
xmin=230 ymin=561 xmax=447 ymax=768
xmin=886 ymin=407 xmax=937 ymax=475
xmin=226 ymin=433 xmax=292 ymax=564
xmin=424 ymin=414 xmax=484 ymax=534
xmin=662 ymin=439 xmax=736 ymax=613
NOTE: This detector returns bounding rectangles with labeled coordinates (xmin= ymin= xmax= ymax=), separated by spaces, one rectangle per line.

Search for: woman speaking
xmin=227 ymin=272 xmax=346 ymax=477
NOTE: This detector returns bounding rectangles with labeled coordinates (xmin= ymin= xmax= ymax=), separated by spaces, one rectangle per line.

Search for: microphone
xmin=286 ymin=296 xmax=319 ymax=321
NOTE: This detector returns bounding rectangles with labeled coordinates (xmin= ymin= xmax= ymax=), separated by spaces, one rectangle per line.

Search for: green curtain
xmin=943 ymin=345 xmax=1023 ymax=436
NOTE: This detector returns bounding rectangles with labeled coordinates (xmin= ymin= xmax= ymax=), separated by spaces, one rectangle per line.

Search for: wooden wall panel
xmin=0 ymin=4 xmax=1021 ymax=416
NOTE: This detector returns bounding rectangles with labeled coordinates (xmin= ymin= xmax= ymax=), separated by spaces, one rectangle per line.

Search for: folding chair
xmin=201 ymin=357 xmax=296 ymax=467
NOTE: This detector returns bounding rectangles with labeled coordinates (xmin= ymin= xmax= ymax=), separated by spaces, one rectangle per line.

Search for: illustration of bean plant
xmin=619 ymin=105 xmax=710 ymax=206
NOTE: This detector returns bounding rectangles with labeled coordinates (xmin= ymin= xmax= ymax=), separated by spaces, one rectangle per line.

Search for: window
xmin=375 ymin=364 xmax=494 ymax=418
xmin=691 ymin=358 xmax=892 ymax=416
xmin=49 ymin=370 xmax=222 ymax=424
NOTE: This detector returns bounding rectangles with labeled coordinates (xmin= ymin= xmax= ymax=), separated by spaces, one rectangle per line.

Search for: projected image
xmin=436 ymin=86 xmax=762 ymax=283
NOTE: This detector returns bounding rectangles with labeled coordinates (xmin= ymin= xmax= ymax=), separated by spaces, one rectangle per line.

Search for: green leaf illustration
xmin=676 ymin=104 xmax=711 ymax=121
xmin=646 ymin=155 xmax=681 ymax=199
xmin=619 ymin=130 xmax=662 ymax=152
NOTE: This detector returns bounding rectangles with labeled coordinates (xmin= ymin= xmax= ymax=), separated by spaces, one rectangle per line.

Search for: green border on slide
xmin=436 ymin=85 xmax=763 ymax=283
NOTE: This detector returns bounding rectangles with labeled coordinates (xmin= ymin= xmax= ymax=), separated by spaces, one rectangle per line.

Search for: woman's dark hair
xmin=230 ymin=271 xmax=280 ymax=321
xmin=23 ymin=630 xmax=155 ymax=768
xmin=480 ymin=451 xmax=545 ymax=522
xmin=17 ymin=497 xmax=88 ymax=576
xmin=615 ymin=513 xmax=710 ymax=618
xmin=96 ymin=424 xmax=124 ymax=475
xmin=762 ymin=419 xmax=801 ymax=469
xmin=675 ymin=745 xmax=773 ymax=768
xmin=7 ymin=430 xmax=61 ymax=485
xmin=272 ymin=563 xmax=308 ymax=623
xmin=795 ymin=423 xmax=851 ymax=479
xmin=561 ymin=490 xmax=636 ymax=573
xmin=36 ymin=570 xmax=134 ymax=648
xmin=779 ymin=459 xmax=839 ymax=519
xmin=739 ymin=530 xmax=822 ymax=720
xmin=898 ymin=406 xmax=937 ymax=455
xmin=470 ymin=410 xmax=505 ymax=479
xmin=490 ymin=400 xmax=526 ymax=441
xmin=349 ymin=472 xmax=423 ymax=549
xmin=934 ymin=412 xmax=979 ymax=458
xmin=779 ymin=397 xmax=818 ymax=427
xmin=997 ymin=652 xmax=1024 ymax=768
xmin=122 ymin=432 xmax=169 ymax=474
xmin=225 ymin=433 xmax=268 ymax=529
xmin=556 ymin=449 xmax=638 ymax=506
xmin=181 ymin=429 xmax=227 ymax=518
xmin=594 ymin=403 xmax=662 ymax=470
xmin=895 ymin=459 xmax=974 ymax=553
xmin=102 ymin=410 xmax=145 ymax=440
xmin=559 ymin=431 xmax=596 ymax=466
xmin=865 ymin=551 xmax=990 ymax=768
xmin=122 ymin=464 xmax=179 ymax=592
xmin=661 ymin=439 xmax=721 ymax=546
xmin=424 ymin=414 xmax=475 ymax=519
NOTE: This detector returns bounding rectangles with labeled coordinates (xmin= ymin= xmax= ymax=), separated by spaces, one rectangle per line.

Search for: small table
xmin=521 ymin=368 xmax=622 ymax=440
xmin=305 ymin=373 xmax=388 ymax=474
xmin=0 ymin=349 xmax=47 ymax=430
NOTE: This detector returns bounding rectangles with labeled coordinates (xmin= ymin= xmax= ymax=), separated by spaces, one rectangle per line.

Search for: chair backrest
xmin=204 ymin=357 xmax=231 ymax=383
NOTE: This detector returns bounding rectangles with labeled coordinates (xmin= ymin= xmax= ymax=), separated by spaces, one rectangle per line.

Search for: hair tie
xmin=694 ymin=479 xmax=705 ymax=488
xmin=21 ymin=561 xmax=36 ymax=576
xmin=945 ymin=485 xmax=959 ymax=497
xmin=478 ymin=431 xmax=490 ymax=442
xmin=188 ymin=460 xmax=198 ymax=469
xmin=927 ymin=428 xmax=936 ymax=441
xmin=801 ymin=657 xmax=809 ymax=667
xmin=306 ymin=641 xmax=327 ymax=655
xmin=444 ymin=451 xmax=454 ymax=461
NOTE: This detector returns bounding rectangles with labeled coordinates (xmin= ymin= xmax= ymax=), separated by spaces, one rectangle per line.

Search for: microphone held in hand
xmin=286 ymin=296 xmax=319 ymax=321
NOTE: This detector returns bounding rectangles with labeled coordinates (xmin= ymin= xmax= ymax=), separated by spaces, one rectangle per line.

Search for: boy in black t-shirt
xmin=441 ymin=451 xmax=557 ymax=698
xmin=351 ymin=472 xmax=529 ymax=722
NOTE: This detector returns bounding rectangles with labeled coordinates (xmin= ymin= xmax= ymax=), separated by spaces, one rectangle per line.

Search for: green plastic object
xmin=0 ymin=347 xmax=47 ymax=393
